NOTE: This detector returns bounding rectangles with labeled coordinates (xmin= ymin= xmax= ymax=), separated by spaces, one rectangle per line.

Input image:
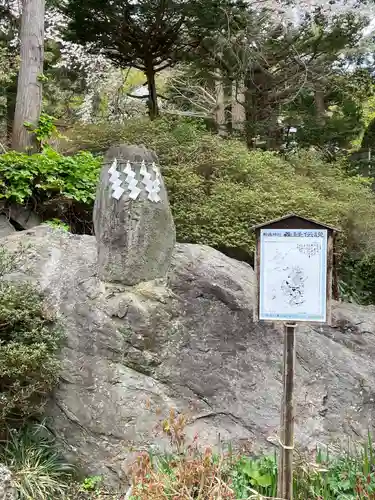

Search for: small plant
xmin=232 ymin=454 xmax=278 ymax=498
xmin=131 ymin=408 xmax=236 ymax=499
xmin=80 ymin=475 xmax=103 ymax=492
xmin=44 ymin=218 xmax=70 ymax=231
xmin=0 ymin=421 xmax=73 ymax=500
xmin=24 ymin=112 xmax=61 ymax=148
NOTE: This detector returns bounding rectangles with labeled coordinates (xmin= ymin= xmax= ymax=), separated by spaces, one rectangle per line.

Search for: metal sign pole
xmin=281 ymin=322 xmax=296 ymax=500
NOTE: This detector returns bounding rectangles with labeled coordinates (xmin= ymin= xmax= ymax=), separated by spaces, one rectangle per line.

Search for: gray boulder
xmin=2 ymin=226 xmax=375 ymax=489
xmin=0 ymin=216 xmax=15 ymax=239
xmin=8 ymin=204 xmax=41 ymax=230
xmin=93 ymin=145 xmax=175 ymax=285
xmin=0 ymin=464 xmax=15 ymax=500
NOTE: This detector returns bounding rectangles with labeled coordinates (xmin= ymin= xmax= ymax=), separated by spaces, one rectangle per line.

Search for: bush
xmin=0 ymin=146 xmax=101 ymax=205
xmin=0 ymin=146 xmax=101 ymax=232
xmin=61 ymin=117 xmax=375 ymax=262
xmin=5 ymin=116 xmax=375 ymax=275
xmin=0 ymin=248 xmax=63 ymax=429
xmin=340 ymin=253 xmax=375 ymax=305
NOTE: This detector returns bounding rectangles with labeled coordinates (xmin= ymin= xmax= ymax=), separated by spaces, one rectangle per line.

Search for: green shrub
xmin=6 ymin=116 xmax=375 ymax=274
xmin=0 ymin=146 xmax=101 ymax=205
xmin=346 ymin=253 xmax=375 ymax=305
xmin=44 ymin=219 xmax=70 ymax=231
xmin=80 ymin=475 xmax=103 ymax=492
xmin=0 ymin=248 xmax=63 ymax=428
xmin=62 ymin=117 xmax=375 ymax=261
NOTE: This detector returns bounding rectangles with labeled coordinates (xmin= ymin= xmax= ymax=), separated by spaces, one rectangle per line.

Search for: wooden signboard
xmin=251 ymin=213 xmax=338 ymax=500
xmin=252 ymin=213 xmax=338 ymax=326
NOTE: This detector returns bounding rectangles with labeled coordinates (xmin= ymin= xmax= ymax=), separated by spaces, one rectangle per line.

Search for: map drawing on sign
xmin=259 ymin=229 xmax=327 ymax=322
xmin=280 ymin=265 xmax=306 ymax=306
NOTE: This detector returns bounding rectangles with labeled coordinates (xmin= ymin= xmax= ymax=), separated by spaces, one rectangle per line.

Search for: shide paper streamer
xmin=108 ymin=158 xmax=161 ymax=202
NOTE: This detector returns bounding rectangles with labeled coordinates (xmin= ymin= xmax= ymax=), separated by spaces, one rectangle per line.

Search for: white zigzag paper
xmin=128 ymin=186 xmax=141 ymax=200
xmin=122 ymin=162 xmax=141 ymax=200
xmin=151 ymin=162 xmax=160 ymax=177
xmin=108 ymin=158 xmax=117 ymax=175
xmin=111 ymin=177 xmax=122 ymax=190
xmin=112 ymin=186 xmax=125 ymax=200
xmin=110 ymin=171 xmax=120 ymax=184
xmin=140 ymin=160 xmax=147 ymax=176
xmin=125 ymin=171 xmax=136 ymax=184
xmin=108 ymin=157 xmax=125 ymax=200
xmin=124 ymin=160 xmax=132 ymax=174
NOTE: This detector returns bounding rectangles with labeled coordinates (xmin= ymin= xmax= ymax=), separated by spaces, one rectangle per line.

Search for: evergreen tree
xmin=62 ymin=0 xmax=240 ymax=119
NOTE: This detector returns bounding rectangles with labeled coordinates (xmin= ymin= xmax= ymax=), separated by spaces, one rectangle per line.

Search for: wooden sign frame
xmin=252 ymin=213 xmax=338 ymax=326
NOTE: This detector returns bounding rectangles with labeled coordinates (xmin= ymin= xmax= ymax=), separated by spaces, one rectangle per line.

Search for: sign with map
xmin=259 ymin=229 xmax=328 ymax=322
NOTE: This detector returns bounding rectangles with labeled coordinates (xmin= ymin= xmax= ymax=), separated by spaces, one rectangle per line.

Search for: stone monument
xmin=93 ymin=144 xmax=176 ymax=285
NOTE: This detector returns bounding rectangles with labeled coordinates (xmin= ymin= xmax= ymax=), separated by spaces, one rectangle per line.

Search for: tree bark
xmin=145 ymin=62 xmax=159 ymax=120
xmin=314 ymin=86 xmax=325 ymax=124
xmin=231 ymin=79 xmax=245 ymax=132
xmin=11 ymin=0 xmax=45 ymax=152
xmin=215 ymin=70 xmax=226 ymax=136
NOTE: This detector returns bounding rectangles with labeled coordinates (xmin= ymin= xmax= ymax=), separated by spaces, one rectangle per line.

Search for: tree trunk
xmin=244 ymin=67 xmax=281 ymax=150
xmin=12 ymin=0 xmax=45 ymax=152
xmin=231 ymin=79 xmax=245 ymax=133
xmin=215 ymin=70 xmax=226 ymax=136
xmin=145 ymin=62 xmax=159 ymax=120
xmin=314 ymin=87 xmax=325 ymax=124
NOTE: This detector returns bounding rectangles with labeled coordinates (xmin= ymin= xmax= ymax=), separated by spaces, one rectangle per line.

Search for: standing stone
xmin=93 ymin=144 xmax=176 ymax=285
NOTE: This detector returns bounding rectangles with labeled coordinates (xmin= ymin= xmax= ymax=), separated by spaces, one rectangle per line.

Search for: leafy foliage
xmin=62 ymin=117 xmax=375 ymax=261
xmin=286 ymin=69 xmax=375 ymax=151
xmin=24 ymin=112 xmax=62 ymax=149
xmin=80 ymin=475 xmax=103 ymax=492
xmin=0 ymin=146 xmax=101 ymax=219
xmin=44 ymin=218 xmax=70 ymax=231
xmin=0 ymin=422 xmax=73 ymax=500
xmin=62 ymin=0 xmax=236 ymax=118
xmin=0 ymin=247 xmax=63 ymax=428
xmin=362 ymin=117 xmax=375 ymax=149
xmin=0 ymin=46 xmax=18 ymax=118
xmin=340 ymin=253 xmax=375 ymax=305
xmin=131 ymin=408 xmax=375 ymax=499
xmin=232 ymin=454 xmax=278 ymax=497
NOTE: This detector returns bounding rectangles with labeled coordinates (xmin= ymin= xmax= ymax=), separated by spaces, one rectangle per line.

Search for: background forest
xmin=1 ymin=0 xmax=375 ymax=298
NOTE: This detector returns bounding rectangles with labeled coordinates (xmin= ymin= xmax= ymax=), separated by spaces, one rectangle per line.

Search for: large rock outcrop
xmin=2 ymin=226 xmax=375 ymax=489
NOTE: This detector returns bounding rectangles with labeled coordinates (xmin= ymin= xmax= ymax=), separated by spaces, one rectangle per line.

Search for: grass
xmin=0 ymin=421 xmax=74 ymax=500
xmin=2 ymin=413 xmax=375 ymax=499
xmin=0 ymin=422 xmax=119 ymax=499
xmin=129 ymin=409 xmax=375 ymax=499
xmin=129 ymin=442 xmax=375 ymax=499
